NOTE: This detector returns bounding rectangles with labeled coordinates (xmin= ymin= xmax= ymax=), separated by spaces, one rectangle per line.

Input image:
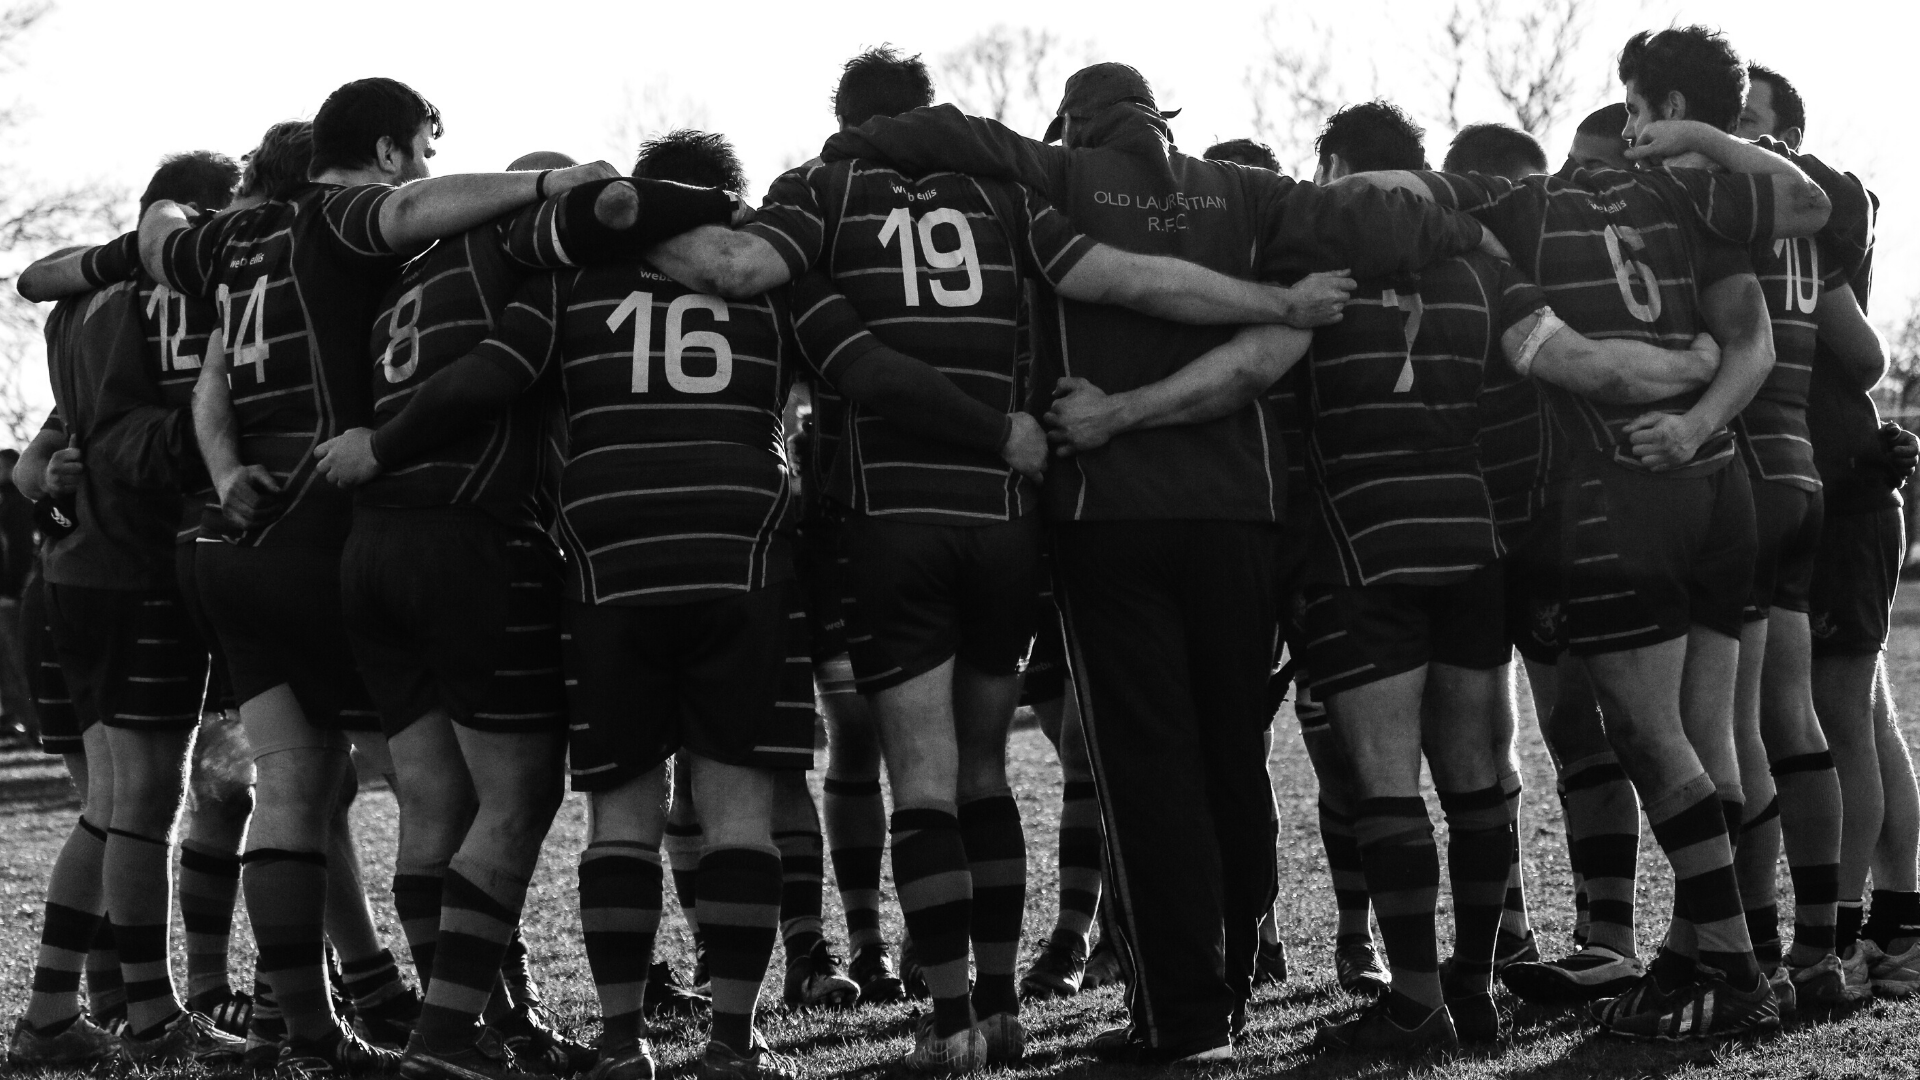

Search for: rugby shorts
xmin=196 ymin=541 xmax=379 ymax=732
xmin=24 ymin=572 xmax=81 ymax=756
xmin=1503 ymin=500 xmax=1567 ymax=666
xmin=45 ymin=581 xmax=209 ymax=736
xmin=564 ymin=580 xmax=814 ymax=793
xmin=174 ymin=541 xmax=236 ymax=714
xmin=1302 ymin=561 xmax=1507 ymax=698
xmin=341 ymin=507 xmax=566 ymax=738
xmin=1745 ymin=480 xmax=1822 ymax=620
xmin=841 ymin=513 xmax=1042 ymax=693
xmin=1809 ymin=505 xmax=1903 ymax=657
xmin=796 ymin=517 xmax=852 ymax=669
xmin=1558 ymin=453 xmax=1755 ymax=656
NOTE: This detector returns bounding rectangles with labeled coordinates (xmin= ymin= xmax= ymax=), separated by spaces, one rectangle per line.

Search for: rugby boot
xmin=847 ymin=944 xmax=904 ymax=1005
xmin=976 ymin=1012 xmax=1024 ymax=1064
xmin=1334 ymin=940 xmax=1392 ymax=998
xmin=1080 ymin=938 xmax=1125 ymax=991
xmin=696 ymin=1038 xmax=800 ymax=1080
xmin=119 ymin=1009 xmax=248 ymax=1066
xmin=281 ymin=1023 xmax=407 ymax=1076
xmin=1019 ymin=933 xmax=1086 ymax=1000
xmin=1493 ymin=928 xmax=1540 ymax=973
xmin=782 ymin=939 xmax=859 ymax=1008
xmin=1866 ymin=938 xmax=1920 ymax=998
xmin=400 ymin=1027 xmax=540 ymax=1080
xmin=1597 ymin=970 xmax=1779 ymax=1041
xmin=1766 ymin=965 xmax=1797 ymax=1018
xmin=495 ymin=1002 xmax=596 ymax=1074
xmin=900 ymin=1012 xmax=986 ymax=1073
xmin=187 ymin=986 xmax=254 ymax=1038
xmin=584 ymin=1040 xmax=654 ymax=1080
xmin=1312 ymin=995 xmax=1458 ymax=1056
xmin=1588 ymin=950 xmax=1694 ymax=1029
xmin=7 ymin=1014 xmax=122 ymax=1069
xmin=1252 ymin=939 xmax=1289 ymax=987
xmin=1789 ymin=953 xmax=1848 ymax=1010
xmin=644 ymin=961 xmax=708 ymax=1018
xmin=1503 ymin=944 xmax=1644 ymax=1005
xmin=356 ymin=984 xmax=424 ymax=1049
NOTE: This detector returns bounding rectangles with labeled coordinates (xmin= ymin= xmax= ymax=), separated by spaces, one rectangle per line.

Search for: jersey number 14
xmin=216 ymin=281 xmax=271 ymax=381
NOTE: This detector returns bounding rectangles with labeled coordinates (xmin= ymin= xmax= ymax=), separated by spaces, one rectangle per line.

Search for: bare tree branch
xmin=938 ymin=25 xmax=1087 ymax=139
xmin=1480 ymin=0 xmax=1589 ymax=138
xmin=1244 ymin=8 xmax=1344 ymax=177
xmin=604 ymin=78 xmax=714 ymax=169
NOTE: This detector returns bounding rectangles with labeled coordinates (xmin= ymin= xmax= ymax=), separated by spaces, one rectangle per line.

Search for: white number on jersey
xmin=609 ymin=291 xmax=734 ymax=395
xmin=1773 ymin=238 xmax=1821 ymax=315
xmin=878 ymin=205 xmax=984 ymax=309
xmin=144 ymin=284 xmax=201 ymax=371
xmin=379 ymin=285 xmax=424 ymax=383
xmin=1602 ymin=224 xmax=1662 ymax=324
xmin=216 ymin=281 xmax=271 ymax=381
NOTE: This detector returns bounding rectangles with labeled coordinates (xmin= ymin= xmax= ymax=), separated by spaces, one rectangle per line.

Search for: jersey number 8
xmin=608 ymin=291 xmax=734 ymax=394
xmin=878 ymin=206 xmax=984 ymax=309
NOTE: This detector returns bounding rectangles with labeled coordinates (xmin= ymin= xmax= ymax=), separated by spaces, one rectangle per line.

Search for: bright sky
xmin=6 ymin=0 xmax=1915 ymax=408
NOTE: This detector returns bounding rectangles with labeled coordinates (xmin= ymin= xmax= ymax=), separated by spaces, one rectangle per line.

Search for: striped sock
xmin=177 ymin=841 xmax=242 ymax=1001
xmin=1647 ymin=775 xmax=1758 ymax=986
xmin=891 ymin=806 xmax=974 ymax=1037
xmin=697 ymin=847 xmax=782 ymax=1055
xmin=417 ymin=856 xmax=530 ymax=1052
xmin=1496 ymin=770 xmax=1532 ymax=952
xmin=959 ymin=792 xmax=1025 ymax=1020
xmin=243 ymin=848 xmax=333 ymax=1039
xmin=1054 ymin=779 xmax=1103 ymax=947
xmin=108 ymin=827 xmax=182 ymax=1036
xmin=1862 ymin=890 xmax=1920 ymax=949
xmin=1561 ymin=752 xmax=1639 ymax=957
xmin=390 ymin=870 xmax=445 ymax=991
xmin=1356 ymin=796 xmax=1442 ymax=1012
xmin=86 ymin=918 xmax=124 ymax=1023
xmin=664 ymin=819 xmax=704 ymax=940
xmin=249 ymin=972 xmax=284 ymax=1045
xmin=578 ymin=841 xmax=660 ymax=1051
xmin=823 ymin=777 xmax=887 ymax=952
xmin=1735 ymin=797 xmax=1784 ymax=968
xmin=1320 ymin=799 xmax=1372 ymax=944
xmin=1836 ymin=899 xmax=1865 ymax=952
xmin=1774 ymin=752 xmax=1843 ymax=963
xmin=340 ymin=948 xmax=407 ymax=1013
xmin=1438 ymin=785 xmax=1513 ymax=994
xmin=773 ymin=826 xmax=825 ymax=960
xmin=1556 ymin=778 xmax=1592 ymax=947
xmin=25 ymin=817 xmax=107 ymax=1030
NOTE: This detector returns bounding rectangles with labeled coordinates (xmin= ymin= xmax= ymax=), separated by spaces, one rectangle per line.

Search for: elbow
xmin=1786 ymin=182 xmax=1832 ymax=237
xmin=16 ymin=267 xmax=52 ymax=303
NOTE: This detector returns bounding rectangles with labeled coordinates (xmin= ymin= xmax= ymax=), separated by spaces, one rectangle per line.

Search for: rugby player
xmin=1339 ymin=28 xmax=1834 ymax=1036
xmin=1304 ymin=101 xmax=1727 ymax=1054
xmin=1738 ymin=63 xmax=1920 ymax=998
xmin=30 ymin=78 xmax=617 ymax=1074
xmin=1563 ymin=104 xmax=1633 ymax=174
xmin=8 ymin=153 xmax=248 ymax=1068
xmin=821 ymin=64 xmax=1504 ymax=1063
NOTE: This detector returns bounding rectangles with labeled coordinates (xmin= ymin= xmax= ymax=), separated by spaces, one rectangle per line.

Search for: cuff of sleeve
xmin=741 ymin=221 xmax=813 ymax=282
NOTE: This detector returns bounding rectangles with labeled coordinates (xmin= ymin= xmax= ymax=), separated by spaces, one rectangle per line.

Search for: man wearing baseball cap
xmin=823 ymin=62 xmax=1496 ymax=1063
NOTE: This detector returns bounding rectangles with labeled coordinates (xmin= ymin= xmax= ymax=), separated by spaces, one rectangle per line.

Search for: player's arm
xmin=1055 ymin=247 xmax=1353 ymax=327
xmin=1622 ymin=271 xmax=1774 ymax=470
xmin=1624 ymin=120 xmax=1831 ymax=238
xmin=501 ymin=177 xmax=748 ymax=269
xmin=644 ymin=227 xmax=794 ymax=299
xmin=789 ymin=273 xmax=1040 ymax=475
xmin=86 ymin=293 xmax=197 ymax=491
xmin=14 ymin=420 xmax=67 ymax=501
xmin=1266 ymin=175 xmax=1496 ymax=279
xmin=18 ymin=241 xmax=132 ymax=302
xmin=192 ymin=328 xmax=281 ymax=528
xmin=1814 ymin=280 xmax=1887 ymax=393
xmin=821 ymin=104 xmax=1071 ymax=196
xmin=1044 ymin=324 xmax=1312 ymax=455
xmin=1504 ymin=310 xmax=1721 ymax=404
xmin=368 ymin=162 xmax=618 ymax=254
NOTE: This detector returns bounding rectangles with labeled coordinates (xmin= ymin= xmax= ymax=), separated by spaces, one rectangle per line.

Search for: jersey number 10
xmin=607 ymin=292 xmax=734 ymax=394
xmin=878 ymin=206 xmax=984 ymax=309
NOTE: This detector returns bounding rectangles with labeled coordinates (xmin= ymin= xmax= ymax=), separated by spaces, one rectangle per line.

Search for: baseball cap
xmin=1043 ymin=62 xmax=1182 ymax=142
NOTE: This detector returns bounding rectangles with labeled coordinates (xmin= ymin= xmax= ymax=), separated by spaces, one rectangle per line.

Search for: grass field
xmin=6 ymin=605 xmax=1920 ymax=1080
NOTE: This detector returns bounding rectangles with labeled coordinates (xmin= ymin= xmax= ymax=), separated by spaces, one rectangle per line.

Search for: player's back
xmin=1738 ymin=235 xmax=1828 ymax=491
xmin=137 ymin=275 xmax=220 ymax=541
xmin=155 ymin=182 xmax=403 ymax=546
xmin=531 ymin=263 xmax=798 ymax=605
xmin=359 ymin=221 xmax=554 ymax=530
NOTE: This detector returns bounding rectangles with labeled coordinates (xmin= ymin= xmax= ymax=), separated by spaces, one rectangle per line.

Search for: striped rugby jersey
xmin=1803 ymin=164 xmax=1888 ymax=514
xmin=1419 ymin=167 xmax=1775 ymax=476
xmin=746 ymin=160 xmax=1097 ymax=525
xmin=1477 ymin=354 xmax=1554 ymax=544
xmin=469 ymin=265 xmax=800 ymax=606
xmin=153 ymin=183 xmax=405 ymax=547
xmin=1735 ymin=233 xmax=1845 ymax=492
xmin=134 ymin=276 xmax=220 ymax=541
xmin=1305 ymin=253 xmax=1545 ymax=587
xmin=358 ymin=201 xmax=578 ymax=533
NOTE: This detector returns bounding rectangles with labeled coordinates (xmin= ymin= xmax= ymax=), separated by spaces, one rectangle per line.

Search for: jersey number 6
xmin=608 ymin=291 xmax=734 ymax=395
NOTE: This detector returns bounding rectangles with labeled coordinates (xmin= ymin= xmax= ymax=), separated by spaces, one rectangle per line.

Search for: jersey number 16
xmin=607 ymin=292 xmax=734 ymax=394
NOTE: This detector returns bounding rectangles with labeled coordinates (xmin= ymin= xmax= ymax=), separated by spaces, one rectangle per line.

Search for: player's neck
xmin=313 ymin=165 xmax=396 ymax=189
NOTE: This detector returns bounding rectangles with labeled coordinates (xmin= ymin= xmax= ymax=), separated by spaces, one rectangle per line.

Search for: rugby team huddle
xmin=6 ymin=17 xmax=1920 ymax=1080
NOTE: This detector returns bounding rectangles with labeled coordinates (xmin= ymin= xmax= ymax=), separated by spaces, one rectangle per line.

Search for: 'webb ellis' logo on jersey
xmin=1092 ymin=189 xmax=1229 ymax=234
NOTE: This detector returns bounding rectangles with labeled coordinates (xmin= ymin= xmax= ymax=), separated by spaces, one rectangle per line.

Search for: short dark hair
xmin=834 ymin=45 xmax=935 ymax=127
xmin=634 ymin=130 xmax=747 ymax=193
xmin=139 ymin=151 xmax=240 ymax=216
xmin=1747 ymin=63 xmax=1807 ymax=136
xmin=1576 ymin=102 xmax=1630 ymax=137
xmin=1316 ymin=100 xmax=1426 ymax=174
xmin=1204 ymin=138 xmax=1279 ymax=171
xmin=241 ymin=121 xmax=315 ymax=201
xmin=1618 ymin=26 xmax=1747 ymax=132
xmin=309 ymin=77 xmax=443 ymax=177
xmin=1444 ymin=123 xmax=1547 ymax=176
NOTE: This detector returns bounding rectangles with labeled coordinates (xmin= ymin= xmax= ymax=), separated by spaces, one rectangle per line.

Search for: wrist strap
xmin=535 ymin=170 xmax=553 ymax=201
xmin=1513 ymin=308 xmax=1565 ymax=378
